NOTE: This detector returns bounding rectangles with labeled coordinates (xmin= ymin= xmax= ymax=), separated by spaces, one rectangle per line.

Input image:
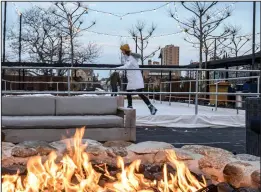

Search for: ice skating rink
xmin=128 ymin=100 xmax=245 ymax=128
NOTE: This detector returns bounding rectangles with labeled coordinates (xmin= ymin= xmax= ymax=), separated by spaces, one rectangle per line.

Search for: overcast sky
xmin=2 ymin=1 xmax=261 ymax=77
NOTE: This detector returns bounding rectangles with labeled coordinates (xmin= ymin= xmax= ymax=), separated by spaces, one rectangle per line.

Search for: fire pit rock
xmin=16 ymin=141 xmax=57 ymax=156
xmin=126 ymin=141 xmax=174 ymax=154
xmin=2 ymin=164 xmax=27 ymax=175
xmin=49 ymin=138 xmax=103 ymax=153
xmin=198 ymin=154 xmax=235 ymax=183
xmin=2 ymin=140 xmax=261 ymax=190
xmin=223 ymin=161 xmax=260 ymax=189
xmin=153 ymin=148 xmax=199 ymax=165
xmin=103 ymin=140 xmax=133 ymax=148
xmin=2 ymin=142 xmax=31 ymax=169
xmin=111 ymin=146 xmax=128 ymax=157
xmin=251 ymin=170 xmax=261 ymax=189
xmin=2 ymin=142 xmax=16 ymax=159
xmin=124 ymin=141 xmax=175 ymax=164
xmin=235 ymin=154 xmax=261 ymax=162
xmin=181 ymin=145 xmax=234 ymax=157
xmin=11 ymin=146 xmax=38 ymax=157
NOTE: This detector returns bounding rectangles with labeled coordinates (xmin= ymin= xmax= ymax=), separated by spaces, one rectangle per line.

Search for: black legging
xmin=111 ymin=84 xmax=118 ymax=97
xmin=127 ymin=88 xmax=151 ymax=107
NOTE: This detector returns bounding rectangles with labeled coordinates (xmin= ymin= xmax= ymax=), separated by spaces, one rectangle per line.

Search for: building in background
xmin=143 ymin=45 xmax=181 ymax=85
xmin=73 ymin=69 xmax=94 ymax=82
xmin=158 ymin=45 xmax=181 ymax=79
xmin=144 ymin=59 xmax=179 ymax=86
xmin=161 ymin=45 xmax=180 ymax=66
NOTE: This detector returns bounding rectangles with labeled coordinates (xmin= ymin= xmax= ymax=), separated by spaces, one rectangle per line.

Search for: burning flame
xmin=2 ymin=127 xmax=206 ymax=192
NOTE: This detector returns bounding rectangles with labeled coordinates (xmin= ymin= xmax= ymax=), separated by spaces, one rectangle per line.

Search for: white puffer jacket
xmin=117 ymin=54 xmax=144 ymax=90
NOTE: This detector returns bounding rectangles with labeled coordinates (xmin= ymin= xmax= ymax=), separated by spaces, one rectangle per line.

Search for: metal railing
xmin=2 ymin=79 xmax=101 ymax=91
xmin=2 ymin=66 xmax=260 ymax=115
xmin=160 ymin=75 xmax=260 ymax=106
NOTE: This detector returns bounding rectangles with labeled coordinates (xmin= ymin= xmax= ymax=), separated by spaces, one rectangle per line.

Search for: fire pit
xmin=2 ymin=127 xmax=260 ymax=192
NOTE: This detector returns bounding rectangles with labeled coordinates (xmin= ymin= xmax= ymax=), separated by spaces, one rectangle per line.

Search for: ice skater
xmin=117 ymin=44 xmax=157 ymax=115
xmin=106 ymin=70 xmax=121 ymax=96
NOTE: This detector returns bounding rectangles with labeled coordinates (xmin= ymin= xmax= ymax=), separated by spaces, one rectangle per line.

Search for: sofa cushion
xmin=2 ymin=96 xmax=56 ymax=116
xmin=55 ymin=96 xmax=118 ymax=115
xmin=2 ymin=115 xmax=124 ymax=128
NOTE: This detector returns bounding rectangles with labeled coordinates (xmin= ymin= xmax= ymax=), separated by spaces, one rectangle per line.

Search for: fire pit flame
xmin=2 ymin=127 xmax=207 ymax=192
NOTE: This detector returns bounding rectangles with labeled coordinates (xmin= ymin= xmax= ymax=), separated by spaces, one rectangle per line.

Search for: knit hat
xmin=120 ymin=44 xmax=130 ymax=52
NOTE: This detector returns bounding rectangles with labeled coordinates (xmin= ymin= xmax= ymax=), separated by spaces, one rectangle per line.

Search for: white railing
xmin=2 ymin=66 xmax=260 ymax=115
xmin=160 ymin=76 xmax=260 ymax=106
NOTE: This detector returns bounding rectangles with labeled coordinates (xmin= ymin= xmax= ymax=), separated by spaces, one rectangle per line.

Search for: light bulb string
xmin=173 ymin=2 xmax=237 ymax=44
xmin=16 ymin=2 xmax=260 ymax=47
xmin=74 ymin=2 xmax=171 ymax=19
xmin=29 ymin=2 xmax=182 ymax=39
xmin=172 ymin=1 xmax=258 ymax=50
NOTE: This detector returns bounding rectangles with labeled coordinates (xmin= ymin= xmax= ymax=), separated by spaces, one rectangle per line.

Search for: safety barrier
xmin=159 ymin=76 xmax=260 ymax=109
xmin=2 ymin=66 xmax=260 ymax=115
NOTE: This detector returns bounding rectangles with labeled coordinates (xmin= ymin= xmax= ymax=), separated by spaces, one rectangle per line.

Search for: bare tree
xmin=129 ymin=21 xmax=160 ymax=65
xmin=7 ymin=4 xmax=101 ymax=77
xmin=74 ymin=42 xmax=102 ymax=64
xmin=200 ymin=26 xmax=239 ymax=68
xmin=51 ymin=2 xmax=96 ymax=67
xmin=169 ymin=2 xmax=233 ymax=69
xmin=8 ymin=7 xmax=62 ymax=75
xmin=218 ymin=25 xmax=260 ymax=57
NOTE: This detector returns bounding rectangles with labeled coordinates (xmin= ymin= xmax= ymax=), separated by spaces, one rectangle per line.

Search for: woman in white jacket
xmin=117 ymin=44 xmax=157 ymax=115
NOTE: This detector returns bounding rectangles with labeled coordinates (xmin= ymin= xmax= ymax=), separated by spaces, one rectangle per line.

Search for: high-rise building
xmin=161 ymin=45 xmax=179 ymax=65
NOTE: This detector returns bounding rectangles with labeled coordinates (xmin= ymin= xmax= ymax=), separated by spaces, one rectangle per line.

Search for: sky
xmin=2 ymin=1 xmax=261 ymax=78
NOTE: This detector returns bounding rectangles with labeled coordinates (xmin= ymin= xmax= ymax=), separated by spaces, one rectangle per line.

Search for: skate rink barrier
xmin=2 ymin=66 xmax=260 ymax=128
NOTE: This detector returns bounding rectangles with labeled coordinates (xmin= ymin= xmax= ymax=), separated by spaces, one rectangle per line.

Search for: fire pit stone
xmin=11 ymin=146 xmax=38 ymax=157
xmin=235 ymin=154 xmax=261 ymax=161
xmin=16 ymin=140 xmax=57 ymax=156
xmin=49 ymin=138 xmax=103 ymax=153
xmin=126 ymin=141 xmax=174 ymax=154
xmin=181 ymin=144 xmax=234 ymax=157
xmin=251 ymin=170 xmax=261 ymax=189
xmin=2 ymin=142 xmax=16 ymax=159
xmin=103 ymin=140 xmax=133 ymax=148
xmin=223 ymin=161 xmax=260 ymax=189
xmin=2 ymin=137 xmax=260 ymax=191
xmin=198 ymin=154 xmax=235 ymax=183
xmin=111 ymin=146 xmax=128 ymax=157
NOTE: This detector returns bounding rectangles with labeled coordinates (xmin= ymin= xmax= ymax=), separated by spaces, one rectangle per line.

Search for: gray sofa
xmin=2 ymin=96 xmax=136 ymax=143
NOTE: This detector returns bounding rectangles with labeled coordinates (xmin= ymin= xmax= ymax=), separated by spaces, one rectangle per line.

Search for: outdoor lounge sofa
xmin=2 ymin=96 xmax=136 ymax=143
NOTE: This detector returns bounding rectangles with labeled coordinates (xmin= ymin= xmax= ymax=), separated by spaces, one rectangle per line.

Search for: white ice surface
xmin=129 ymin=100 xmax=245 ymax=128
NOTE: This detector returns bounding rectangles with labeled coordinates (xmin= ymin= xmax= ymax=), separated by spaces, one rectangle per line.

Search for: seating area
xmin=2 ymin=96 xmax=136 ymax=143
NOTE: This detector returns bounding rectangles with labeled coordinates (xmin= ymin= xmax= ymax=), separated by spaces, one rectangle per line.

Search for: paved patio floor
xmin=136 ymin=127 xmax=245 ymax=154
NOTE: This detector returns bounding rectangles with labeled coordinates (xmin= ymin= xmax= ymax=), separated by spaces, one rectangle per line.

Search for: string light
xmin=29 ymin=2 xmax=183 ymax=40
xmin=208 ymin=2 xmax=236 ymax=22
xmin=173 ymin=1 xmax=238 ymax=50
xmin=214 ymin=32 xmax=260 ymax=40
xmin=74 ymin=2 xmax=171 ymax=20
xmin=173 ymin=2 xmax=195 ymax=45
xmin=25 ymin=2 xmax=260 ymax=49
xmin=83 ymin=29 xmax=183 ymax=39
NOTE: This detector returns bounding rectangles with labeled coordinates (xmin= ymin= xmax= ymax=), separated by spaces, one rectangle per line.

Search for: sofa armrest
xmin=117 ymin=107 xmax=136 ymax=128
